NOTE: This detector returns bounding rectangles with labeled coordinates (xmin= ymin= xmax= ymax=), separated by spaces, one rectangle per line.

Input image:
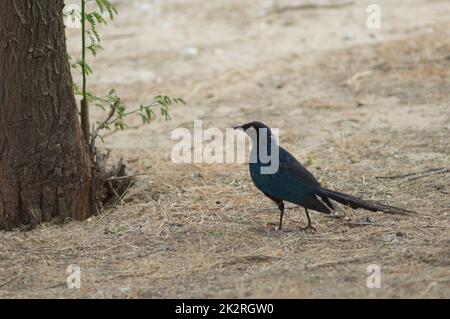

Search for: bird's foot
xmin=266 ymin=221 xmax=284 ymax=231
xmin=270 ymin=224 xmax=291 ymax=232
xmin=274 ymin=225 xmax=285 ymax=231
xmin=300 ymin=224 xmax=317 ymax=233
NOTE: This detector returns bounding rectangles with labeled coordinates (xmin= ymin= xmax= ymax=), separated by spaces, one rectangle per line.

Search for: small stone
xmin=119 ymin=287 xmax=130 ymax=293
xmin=181 ymin=47 xmax=199 ymax=58
xmin=343 ymin=32 xmax=354 ymax=41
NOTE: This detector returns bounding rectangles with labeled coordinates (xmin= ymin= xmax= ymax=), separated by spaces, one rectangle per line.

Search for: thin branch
xmin=104 ymin=174 xmax=146 ymax=182
xmin=274 ymin=0 xmax=354 ymax=14
xmin=107 ymin=180 xmax=133 ymax=207
xmin=102 ymin=102 xmax=159 ymax=128
xmin=80 ymin=0 xmax=90 ymax=142
xmin=107 ymin=181 xmax=125 ymax=205
xmin=89 ymin=100 xmax=118 ymax=153
xmin=102 ymin=124 xmax=142 ymax=138
xmin=375 ymin=167 xmax=449 ymax=181
xmin=0 ymin=273 xmax=21 ymax=288
xmin=305 ymin=254 xmax=376 ymax=270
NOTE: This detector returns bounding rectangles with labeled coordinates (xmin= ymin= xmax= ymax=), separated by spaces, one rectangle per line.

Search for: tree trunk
xmin=0 ymin=0 xmax=95 ymax=230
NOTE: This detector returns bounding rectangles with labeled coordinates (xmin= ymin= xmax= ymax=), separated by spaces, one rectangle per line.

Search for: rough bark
xmin=0 ymin=0 xmax=94 ymax=230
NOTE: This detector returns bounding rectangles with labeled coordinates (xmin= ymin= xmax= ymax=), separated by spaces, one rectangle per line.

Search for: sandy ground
xmin=0 ymin=0 xmax=449 ymax=298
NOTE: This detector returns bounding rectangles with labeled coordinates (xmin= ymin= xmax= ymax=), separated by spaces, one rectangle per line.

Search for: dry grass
xmin=0 ymin=146 xmax=448 ymax=298
xmin=1 ymin=0 xmax=449 ymax=298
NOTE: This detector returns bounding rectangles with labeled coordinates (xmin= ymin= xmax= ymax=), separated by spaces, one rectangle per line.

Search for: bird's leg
xmin=277 ymin=201 xmax=285 ymax=230
xmin=302 ymin=208 xmax=317 ymax=232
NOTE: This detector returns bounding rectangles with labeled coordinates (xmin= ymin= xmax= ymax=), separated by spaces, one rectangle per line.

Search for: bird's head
xmin=234 ymin=122 xmax=279 ymax=169
xmin=233 ymin=121 xmax=272 ymax=140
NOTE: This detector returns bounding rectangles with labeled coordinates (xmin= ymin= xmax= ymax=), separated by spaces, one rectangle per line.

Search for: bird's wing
xmin=250 ymin=147 xmax=320 ymax=204
xmin=277 ymin=149 xmax=334 ymax=211
xmin=278 ymin=147 xmax=320 ymax=186
xmin=252 ymin=163 xmax=331 ymax=213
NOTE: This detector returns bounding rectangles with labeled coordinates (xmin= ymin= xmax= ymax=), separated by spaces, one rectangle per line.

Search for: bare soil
xmin=0 ymin=0 xmax=449 ymax=298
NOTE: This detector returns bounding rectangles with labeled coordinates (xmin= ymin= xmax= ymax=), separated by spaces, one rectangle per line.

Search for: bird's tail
xmin=316 ymin=188 xmax=416 ymax=215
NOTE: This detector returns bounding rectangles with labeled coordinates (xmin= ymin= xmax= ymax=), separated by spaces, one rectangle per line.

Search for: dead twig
xmin=305 ymin=254 xmax=376 ymax=270
xmin=105 ymin=174 xmax=146 ymax=182
xmin=344 ymin=222 xmax=383 ymax=228
xmin=375 ymin=167 xmax=449 ymax=181
xmin=274 ymin=0 xmax=354 ymax=13
xmin=107 ymin=181 xmax=126 ymax=205
xmin=0 ymin=273 xmax=21 ymax=288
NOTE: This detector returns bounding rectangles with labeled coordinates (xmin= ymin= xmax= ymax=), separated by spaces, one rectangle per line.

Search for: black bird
xmin=234 ymin=121 xmax=415 ymax=231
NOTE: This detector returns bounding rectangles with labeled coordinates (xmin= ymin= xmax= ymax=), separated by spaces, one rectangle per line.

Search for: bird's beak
xmin=233 ymin=125 xmax=243 ymax=130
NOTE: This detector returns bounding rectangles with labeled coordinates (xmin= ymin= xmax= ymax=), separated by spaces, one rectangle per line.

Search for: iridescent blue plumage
xmin=235 ymin=121 xmax=414 ymax=230
xmin=249 ymin=146 xmax=331 ymax=214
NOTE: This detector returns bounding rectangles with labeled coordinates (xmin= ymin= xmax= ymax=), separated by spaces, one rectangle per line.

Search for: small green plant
xmin=68 ymin=0 xmax=185 ymax=150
